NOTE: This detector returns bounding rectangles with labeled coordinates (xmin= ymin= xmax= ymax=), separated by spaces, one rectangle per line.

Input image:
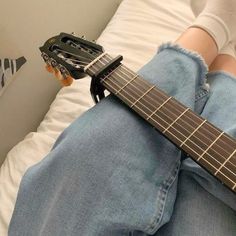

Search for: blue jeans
xmin=9 ymin=44 xmax=236 ymax=235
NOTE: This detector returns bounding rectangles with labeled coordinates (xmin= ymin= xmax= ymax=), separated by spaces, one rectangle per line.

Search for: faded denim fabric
xmin=8 ymin=44 xmax=236 ymax=236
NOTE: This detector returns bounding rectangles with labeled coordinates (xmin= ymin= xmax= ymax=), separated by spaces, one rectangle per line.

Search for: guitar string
xmin=87 ymin=57 xmax=236 ymax=177
xmin=99 ymin=55 xmax=236 ymax=159
xmin=102 ymin=70 xmax=236 ymax=176
xmin=91 ymin=68 xmax=236 ymax=181
xmin=55 ymin=50 xmax=236 ymax=174
xmin=102 ymin=68 xmax=236 ymax=169
xmin=101 ymin=59 xmax=236 ymax=167
xmin=96 ymin=55 xmax=236 ymax=167
xmin=86 ymin=62 xmax=236 ymax=182
xmin=107 ymin=54 xmax=236 ymax=149
xmin=87 ymin=64 xmax=236 ymax=186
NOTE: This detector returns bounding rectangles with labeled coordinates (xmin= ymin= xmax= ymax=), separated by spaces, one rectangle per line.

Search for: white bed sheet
xmin=0 ymin=0 xmax=194 ymax=234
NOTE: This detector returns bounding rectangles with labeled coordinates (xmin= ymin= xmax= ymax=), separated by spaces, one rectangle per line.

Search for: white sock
xmin=191 ymin=0 xmax=236 ymax=58
xmin=191 ymin=0 xmax=236 ymax=50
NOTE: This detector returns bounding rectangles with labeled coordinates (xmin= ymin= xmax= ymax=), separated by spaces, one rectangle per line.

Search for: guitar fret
xmin=183 ymin=120 xmax=236 ymax=171
xmin=115 ymin=88 xmax=168 ymax=130
xmin=220 ymin=166 xmax=236 ymax=184
xmin=163 ymin=108 xmax=190 ymax=134
xmin=197 ymin=132 xmax=225 ymax=161
xmin=146 ymin=97 xmax=172 ymax=121
xmin=84 ymin=52 xmax=107 ymax=72
xmin=180 ymin=119 xmax=207 ymax=148
xmin=130 ymin=86 xmax=156 ymax=108
xmin=215 ymin=149 xmax=236 ymax=175
xmin=233 ymin=184 xmax=236 ymax=190
xmin=199 ymin=157 xmax=236 ymax=186
xmin=217 ymin=135 xmax=236 ymax=168
xmin=115 ymin=74 xmax=138 ymax=95
xmin=105 ymin=75 xmax=174 ymax=133
xmin=168 ymin=130 xmax=236 ymax=186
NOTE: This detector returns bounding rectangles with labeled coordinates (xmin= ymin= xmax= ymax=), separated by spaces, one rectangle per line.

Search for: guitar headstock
xmin=39 ymin=32 xmax=104 ymax=86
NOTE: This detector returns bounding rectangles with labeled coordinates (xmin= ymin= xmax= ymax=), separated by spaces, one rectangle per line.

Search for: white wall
xmin=0 ymin=0 xmax=122 ymax=165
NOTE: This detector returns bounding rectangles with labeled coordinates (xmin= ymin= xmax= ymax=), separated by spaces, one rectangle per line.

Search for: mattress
xmin=0 ymin=0 xmax=194 ymax=234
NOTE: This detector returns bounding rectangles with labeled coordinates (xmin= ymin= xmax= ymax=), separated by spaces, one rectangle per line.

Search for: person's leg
xmin=8 ymin=32 xmax=210 ymax=236
xmin=151 ymin=13 xmax=236 ymax=236
xmin=209 ymin=53 xmax=236 ymax=76
xmin=190 ymin=0 xmax=236 ymax=76
xmin=153 ymin=6 xmax=236 ymax=234
xmin=154 ymin=170 xmax=236 ymax=236
xmin=143 ymin=46 xmax=236 ymax=236
xmin=8 ymin=3 xmax=236 ymax=236
xmin=176 ymin=27 xmax=218 ymax=66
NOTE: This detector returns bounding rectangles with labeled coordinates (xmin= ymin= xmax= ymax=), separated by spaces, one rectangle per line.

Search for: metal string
xmin=108 ymin=55 xmax=236 ymax=150
xmin=95 ymin=68 xmax=236 ymax=185
xmin=99 ymin=55 xmax=236 ymax=162
xmin=86 ymin=56 xmax=236 ymax=184
xmin=56 ymin=49 xmax=236 ymax=184
xmin=97 ymin=56 xmax=236 ymax=166
xmin=102 ymin=59 xmax=236 ymax=168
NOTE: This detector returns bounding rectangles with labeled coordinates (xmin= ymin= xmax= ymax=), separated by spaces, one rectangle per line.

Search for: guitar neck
xmin=86 ymin=53 xmax=236 ymax=193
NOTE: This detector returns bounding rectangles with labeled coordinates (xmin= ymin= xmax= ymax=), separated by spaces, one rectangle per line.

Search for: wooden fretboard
xmin=86 ymin=53 xmax=236 ymax=193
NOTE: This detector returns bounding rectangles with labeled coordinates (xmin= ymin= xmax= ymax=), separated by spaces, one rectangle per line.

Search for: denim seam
xmin=144 ymin=159 xmax=180 ymax=234
xmin=195 ymin=87 xmax=209 ymax=102
xmin=157 ymin=42 xmax=208 ymax=87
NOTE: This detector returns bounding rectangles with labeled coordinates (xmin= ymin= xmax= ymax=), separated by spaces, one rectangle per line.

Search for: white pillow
xmin=0 ymin=0 xmax=194 ymax=235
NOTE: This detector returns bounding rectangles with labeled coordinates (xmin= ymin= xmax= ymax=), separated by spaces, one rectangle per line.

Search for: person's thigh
xmin=8 ymin=44 xmax=210 ymax=235
xmin=181 ymin=71 xmax=236 ymax=211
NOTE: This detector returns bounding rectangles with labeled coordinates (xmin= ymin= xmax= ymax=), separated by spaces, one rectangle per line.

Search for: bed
xmin=0 ymin=0 xmax=194 ymax=234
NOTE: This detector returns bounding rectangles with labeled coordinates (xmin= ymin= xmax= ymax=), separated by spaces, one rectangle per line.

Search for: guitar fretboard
xmin=86 ymin=53 xmax=236 ymax=193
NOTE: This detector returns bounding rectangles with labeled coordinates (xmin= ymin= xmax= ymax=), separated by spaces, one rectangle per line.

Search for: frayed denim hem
xmin=157 ymin=42 xmax=209 ymax=89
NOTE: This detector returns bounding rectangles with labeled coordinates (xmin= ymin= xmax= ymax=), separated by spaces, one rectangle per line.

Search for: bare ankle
xmin=209 ymin=54 xmax=236 ymax=77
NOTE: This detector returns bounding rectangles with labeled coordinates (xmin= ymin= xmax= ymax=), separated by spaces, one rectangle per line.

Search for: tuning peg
xmin=59 ymin=66 xmax=67 ymax=74
xmin=61 ymin=76 xmax=74 ymax=86
xmin=42 ymin=53 xmax=49 ymax=61
xmin=92 ymin=39 xmax=97 ymax=43
xmin=45 ymin=64 xmax=54 ymax=73
xmin=81 ymin=35 xmax=86 ymax=40
xmin=71 ymin=32 xmax=76 ymax=35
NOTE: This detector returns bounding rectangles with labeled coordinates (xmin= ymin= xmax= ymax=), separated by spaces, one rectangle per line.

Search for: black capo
xmin=90 ymin=55 xmax=123 ymax=103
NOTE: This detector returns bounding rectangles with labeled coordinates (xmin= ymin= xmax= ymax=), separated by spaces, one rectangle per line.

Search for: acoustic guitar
xmin=40 ymin=33 xmax=236 ymax=194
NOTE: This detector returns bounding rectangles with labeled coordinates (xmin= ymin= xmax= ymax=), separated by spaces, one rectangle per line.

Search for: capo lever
xmin=90 ymin=55 xmax=123 ymax=103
